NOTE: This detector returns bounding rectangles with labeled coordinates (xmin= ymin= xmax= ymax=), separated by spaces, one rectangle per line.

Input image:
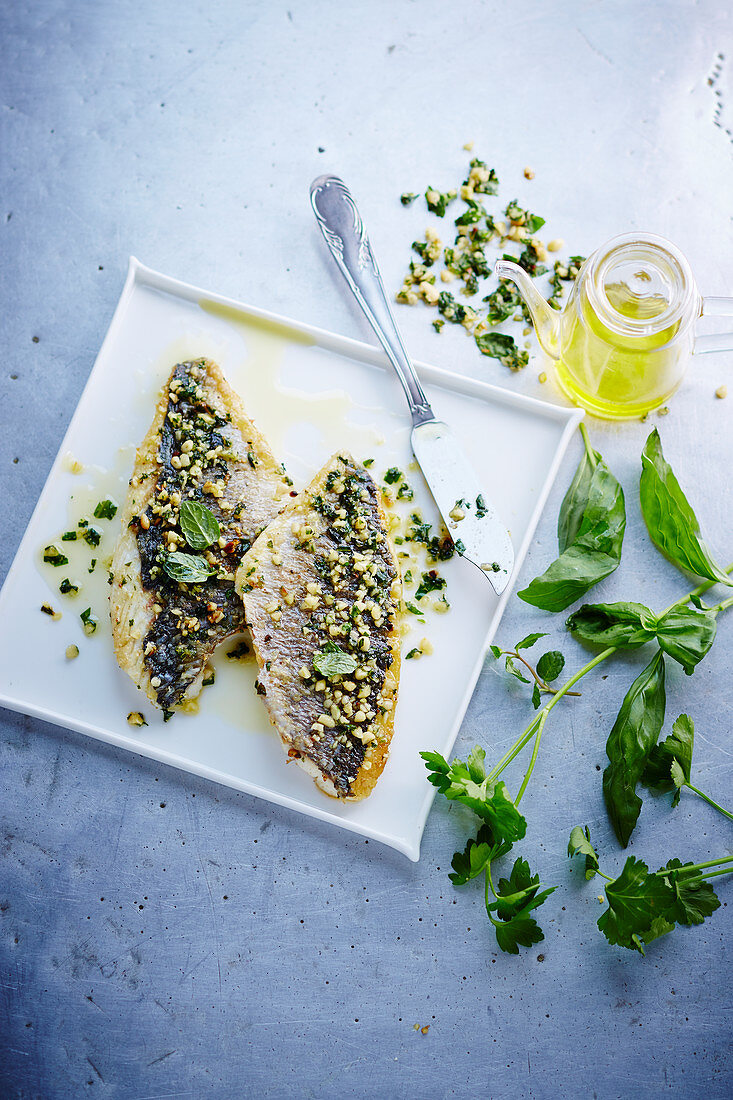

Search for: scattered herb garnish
xmin=43 ymin=545 xmax=68 ymax=567
xmin=80 ymin=607 xmax=98 ymax=635
xmin=475 ymin=332 xmax=528 ymax=372
xmin=94 ymin=499 xmax=118 ymax=520
xmin=83 ymin=526 xmax=102 ymax=548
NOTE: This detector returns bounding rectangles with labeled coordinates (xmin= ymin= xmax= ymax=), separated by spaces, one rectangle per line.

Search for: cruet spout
xmin=494 ymin=259 xmax=562 ymax=358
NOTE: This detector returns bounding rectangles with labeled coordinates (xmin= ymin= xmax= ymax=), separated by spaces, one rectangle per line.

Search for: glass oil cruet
xmin=495 ymin=232 xmax=733 ymax=420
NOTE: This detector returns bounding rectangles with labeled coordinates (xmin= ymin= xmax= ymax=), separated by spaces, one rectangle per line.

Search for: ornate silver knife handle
xmin=310 ymin=175 xmax=434 ymax=427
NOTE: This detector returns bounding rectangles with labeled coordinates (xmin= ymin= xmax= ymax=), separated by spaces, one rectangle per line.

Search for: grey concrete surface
xmin=1 ymin=2 xmax=732 ymax=1097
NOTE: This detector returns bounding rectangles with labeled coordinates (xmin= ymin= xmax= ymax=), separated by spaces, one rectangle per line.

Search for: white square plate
xmin=0 ymin=260 xmax=581 ymax=859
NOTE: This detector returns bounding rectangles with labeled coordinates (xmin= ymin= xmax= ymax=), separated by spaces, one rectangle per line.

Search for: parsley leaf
xmin=421 ymin=748 xmax=527 ymax=845
xmin=567 ymin=825 xmax=599 ymax=880
xmin=597 ymin=856 xmax=675 ymax=955
xmin=642 ymin=713 xmax=694 ymax=806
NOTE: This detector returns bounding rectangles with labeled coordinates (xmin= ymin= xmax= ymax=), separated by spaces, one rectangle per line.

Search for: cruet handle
xmin=695 ymin=297 xmax=733 ymax=354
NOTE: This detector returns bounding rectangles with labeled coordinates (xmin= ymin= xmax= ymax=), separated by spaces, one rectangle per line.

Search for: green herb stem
xmin=578 ymin=422 xmax=596 ymax=469
xmin=661 ymin=562 xmax=733 ymax=616
xmin=488 ymin=647 xmax=615 ymax=791
xmin=698 ymin=867 xmax=733 ymax=881
xmin=684 ymin=783 xmax=733 ymax=822
xmin=506 ymin=649 xmax=581 ymax=697
xmin=515 ymin=710 xmax=548 ymax=806
xmin=659 ymin=854 xmax=733 ymax=876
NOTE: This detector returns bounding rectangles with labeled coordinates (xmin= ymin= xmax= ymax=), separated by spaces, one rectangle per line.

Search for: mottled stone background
xmin=1 ymin=2 xmax=732 ymax=1097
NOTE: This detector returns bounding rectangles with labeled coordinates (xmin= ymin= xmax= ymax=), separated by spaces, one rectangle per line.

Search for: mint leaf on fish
xmin=163 ymin=551 xmax=213 ymax=584
xmin=179 ymin=500 xmax=221 ymax=551
xmin=313 ymin=644 xmax=357 ymax=679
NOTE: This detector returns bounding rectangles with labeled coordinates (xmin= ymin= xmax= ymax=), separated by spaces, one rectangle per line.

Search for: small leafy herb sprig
xmin=423 ymin=426 xmax=733 ymax=955
xmin=421 ymin=746 xmax=555 ymax=954
xmin=489 ymin=632 xmax=574 ymax=710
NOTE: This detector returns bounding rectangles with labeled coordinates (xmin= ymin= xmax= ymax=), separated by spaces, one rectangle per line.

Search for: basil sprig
xmin=179 ymin=500 xmax=220 ymax=551
xmin=518 ymin=439 xmax=625 ymax=612
xmin=163 ymin=551 xmax=213 ymax=584
xmin=567 ymin=602 xmax=717 ymax=675
xmin=640 ymin=429 xmax=732 ymax=586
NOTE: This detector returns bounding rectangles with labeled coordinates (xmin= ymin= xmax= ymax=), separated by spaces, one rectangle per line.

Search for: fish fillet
xmin=236 ymin=453 xmax=402 ymax=800
xmin=110 ymin=357 xmax=291 ymax=711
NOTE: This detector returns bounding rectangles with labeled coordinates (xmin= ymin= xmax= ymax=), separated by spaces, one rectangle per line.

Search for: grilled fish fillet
xmin=111 ymin=357 xmax=291 ymax=711
xmin=236 ymin=453 xmax=402 ymax=800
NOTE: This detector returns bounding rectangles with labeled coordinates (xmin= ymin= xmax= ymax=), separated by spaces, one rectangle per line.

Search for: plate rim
xmin=0 ymin=257 xmax=584 ymax=861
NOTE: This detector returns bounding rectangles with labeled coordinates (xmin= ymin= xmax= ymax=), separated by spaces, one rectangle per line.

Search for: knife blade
xmin=411 ymin=419 xmax=513 ymax=593
xmin=309 ymin=174 xmax=514 ymax=594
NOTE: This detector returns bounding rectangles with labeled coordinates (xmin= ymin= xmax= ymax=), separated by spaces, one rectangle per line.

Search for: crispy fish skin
xmin=111 ymin=358 xmax=291 ymax=710
xmin=236 ymin=453 xmax=401 ymax=800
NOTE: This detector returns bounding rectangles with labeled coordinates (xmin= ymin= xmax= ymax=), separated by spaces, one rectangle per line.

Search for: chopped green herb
xmin=83 ymin=527 xmax=102 ymax=548
xmin=384 ymin=467 xmax=402 ymax=485
xmin=406 ymin=647 xmax=422 ymax=659
xmin=475 ymin=331 xmax=529 ymax=371
xmin=61 ymin=531 xmax=78 ymax=542
xmin=415 ymin=571 xmax=447 ymax=601
xmin=80 ymin=607 xmax=98 ymax=635
xmin=43 ymin=545 xmax=68 ymax=567
xmin=397 ymin=482 xmax=414 ymax=501
xmin=226 ymin=641 xmax=251 ymax=660
xmin=425 ymin=186 xmax=456 ymax=217
xmin=59 ymin=578 xmax=79 ymax=596
xmin=94 ymin=499 xmax=118 ymax=520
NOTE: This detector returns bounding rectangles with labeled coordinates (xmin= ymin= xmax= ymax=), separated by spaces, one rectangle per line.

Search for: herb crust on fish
xmin=110 ymin=358 xmax=291 ymax=711
xmin=236 ymin=453 xmax=402 ymax=800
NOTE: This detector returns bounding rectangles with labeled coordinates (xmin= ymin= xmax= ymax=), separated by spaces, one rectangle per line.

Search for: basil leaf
xmin=603 ymin=650 xmax=666 ymax=847
xmin=640 ymin=429 xmax=731 ymax=586
xmin=654 ymin=606 xmax=717 ymax=675
xmin=179 ymin=500 xmax=220 ymax=551
xmin=642 ymin=714 xmax=694 ymax=805
xmin=566 ymin=601 xmax=658 ymax=650
xmin=518 ymin=452 xmax=625 ymax=612
xmin=536 ymin=650 xmax=564 ymax=682
xmin=313 ymin=646 xmax=357 ymax=679
xmin=163 ymin=551 xmax=213 ymax=583
xmin=557 ymin=447 xmax=596 ymax=552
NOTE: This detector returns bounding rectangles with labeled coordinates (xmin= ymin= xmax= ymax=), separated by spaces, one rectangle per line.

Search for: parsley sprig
xmin=569 ymin=828 xmax=732 ymax=955
xmin=421 ymin=745 xmax=555 ymax=954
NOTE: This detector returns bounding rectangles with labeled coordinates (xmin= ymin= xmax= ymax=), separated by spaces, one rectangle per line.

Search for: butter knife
xmin=309 ymin=174 xmax=514 ymax=594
